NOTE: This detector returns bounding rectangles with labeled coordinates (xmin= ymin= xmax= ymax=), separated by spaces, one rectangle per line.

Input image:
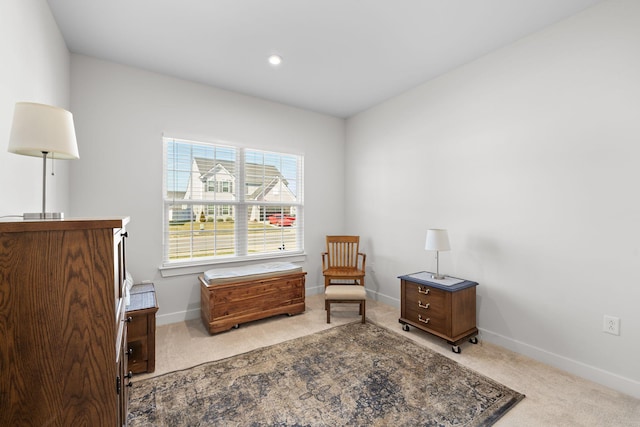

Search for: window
xmin=163 ymin=137 xmax=304 ymax=266
xmin=206 ymin=180 xmax=233 ymax=193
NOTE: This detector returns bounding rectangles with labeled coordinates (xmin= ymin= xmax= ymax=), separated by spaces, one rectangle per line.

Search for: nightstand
xmin=126 ymin=283 xmax=159 ymax=374
xmin=398 ymin=272 xmax=478 ymax=353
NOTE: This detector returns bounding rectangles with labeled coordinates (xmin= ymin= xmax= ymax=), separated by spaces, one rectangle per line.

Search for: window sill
xmin=158 ymin=252 xmax=307 ymax=278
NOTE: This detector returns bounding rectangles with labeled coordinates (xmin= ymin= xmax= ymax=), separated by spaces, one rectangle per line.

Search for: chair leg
xmin=325 ymin=299 xmax=365 ymax=324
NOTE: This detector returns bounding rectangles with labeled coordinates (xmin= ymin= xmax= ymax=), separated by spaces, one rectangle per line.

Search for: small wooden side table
xmin=126 ymin=283 xmax=159 ymax=374
xmin=398 ymin=272 xmax=478 ymax=354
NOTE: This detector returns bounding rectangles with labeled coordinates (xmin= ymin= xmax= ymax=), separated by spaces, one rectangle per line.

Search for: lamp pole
xmin=41 ymin=151 xmax=49 ymax=218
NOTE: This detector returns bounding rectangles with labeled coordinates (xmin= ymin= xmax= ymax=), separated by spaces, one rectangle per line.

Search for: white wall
xmin=0 ymin=0 xmax=71 ymax=216
xmin=346 ymin=0 xmax=640 ymax=397
xmin=69 ymin=55 xmax=345 ymax=323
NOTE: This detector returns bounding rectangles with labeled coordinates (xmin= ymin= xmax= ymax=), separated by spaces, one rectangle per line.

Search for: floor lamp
xmin=8 ymin=102 xmax=79 ymax=219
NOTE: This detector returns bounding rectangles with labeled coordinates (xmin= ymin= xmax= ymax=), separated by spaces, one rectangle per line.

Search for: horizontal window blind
xmin=162 ymin=137 xmax=304 ymax=265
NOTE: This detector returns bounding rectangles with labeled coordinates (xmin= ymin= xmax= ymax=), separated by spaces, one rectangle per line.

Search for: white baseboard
xmin=479 ymin=328 xmax=640 ymax=399
xmin=306 ymin=285 xmax=324 ymax=296
xmin=157 ymin=307 xmax=200 ymax=326
xmin=368 ymin=290 xmax=400 ymax=307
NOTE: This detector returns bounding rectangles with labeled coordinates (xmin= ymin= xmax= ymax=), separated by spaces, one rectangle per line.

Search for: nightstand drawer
xmin=404 ymin=282 xmax=446 ymax=308
xmin=404 ymin=310 xmax=447 ymax=333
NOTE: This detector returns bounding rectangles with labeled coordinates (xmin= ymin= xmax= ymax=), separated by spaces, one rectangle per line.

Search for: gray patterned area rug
xmin=128 ymin=322 xmax=524 ymax=426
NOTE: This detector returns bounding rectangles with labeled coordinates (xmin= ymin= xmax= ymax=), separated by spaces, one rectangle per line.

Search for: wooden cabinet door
xmin=0 ymin=218 xmax=129 ymax=426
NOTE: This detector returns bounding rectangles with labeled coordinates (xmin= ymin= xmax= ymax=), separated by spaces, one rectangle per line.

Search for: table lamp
xmin=425 ymin=229 xmax=450 ymax=280
xmin=8 ymin=102 xmax=79 ymax=219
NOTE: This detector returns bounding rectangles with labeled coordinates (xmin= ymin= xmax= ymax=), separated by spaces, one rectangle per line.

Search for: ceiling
xmin=47 ymin=0 xmax=602 ymax=118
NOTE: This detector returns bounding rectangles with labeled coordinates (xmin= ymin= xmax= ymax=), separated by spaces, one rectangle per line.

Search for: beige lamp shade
xmin=424 ymin=228 xmax=450 ymax=280
xmin=8 ymin=102 xmax=79 ymax=159
xmin=425 ymin=229 xmax=450 ymax=251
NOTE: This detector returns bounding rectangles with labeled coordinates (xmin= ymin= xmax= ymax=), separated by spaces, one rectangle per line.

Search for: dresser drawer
xmin=128 ymin=314 xmax=149 ymax=338
xmin=128 ymin=337 xmax=148 ymax=368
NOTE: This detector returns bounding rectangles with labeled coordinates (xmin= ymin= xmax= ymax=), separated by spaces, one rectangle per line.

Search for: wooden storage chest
xmin=199 ymin=270 xmax=306 ymax=334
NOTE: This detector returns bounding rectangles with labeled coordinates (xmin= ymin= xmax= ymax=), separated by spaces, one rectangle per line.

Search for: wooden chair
xmin=322 ymin=235 xmax=366 ymax=323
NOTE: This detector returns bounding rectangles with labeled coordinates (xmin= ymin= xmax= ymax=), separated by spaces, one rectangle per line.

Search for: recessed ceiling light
xmin=268 ymin=54 xmax=282 ymax=66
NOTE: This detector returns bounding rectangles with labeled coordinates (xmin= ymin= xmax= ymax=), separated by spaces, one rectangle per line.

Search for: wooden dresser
xmin=398 ymin=272 xmax=478 ymax=353
xmin=199 ymin=271 xmax=306 ymax=334
xmin=126 ymin=283 xmax=158 ymax=374
xmin=0 ymin=218 xmax=131 ymax=426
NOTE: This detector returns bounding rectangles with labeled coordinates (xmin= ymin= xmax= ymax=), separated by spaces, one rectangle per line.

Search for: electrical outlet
xmin=603 ymin=315 xmax=620 ymax=336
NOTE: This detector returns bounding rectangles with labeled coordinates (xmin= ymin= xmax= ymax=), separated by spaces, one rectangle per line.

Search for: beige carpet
xmin=135 ymin=294 xmax=640 ymax=426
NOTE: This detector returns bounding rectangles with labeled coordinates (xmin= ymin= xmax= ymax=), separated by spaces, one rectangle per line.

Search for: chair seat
xmin=325 ymin=284 xmax=366 ymax=300
xmin=323 ymin=268 xmax=365 ymax=279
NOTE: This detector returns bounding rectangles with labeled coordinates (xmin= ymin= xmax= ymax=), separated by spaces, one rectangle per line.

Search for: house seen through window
xmin=163 ymin=137 xmax=304 ymax=265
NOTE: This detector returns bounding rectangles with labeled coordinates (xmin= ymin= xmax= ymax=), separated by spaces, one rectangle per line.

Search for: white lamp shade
xmin=425 ymin=229 xmax=450 ymax=251
xmin=8 ymin=102 xmax=79 ymax=159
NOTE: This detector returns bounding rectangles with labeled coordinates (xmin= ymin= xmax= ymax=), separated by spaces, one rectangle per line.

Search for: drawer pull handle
xmin=418 ymin=287 xmax=430 ymax=295
xmin=418 ymin=315 xmax=430 ymax=324
xmin=418 ymin=301 xmax=430 ymax=309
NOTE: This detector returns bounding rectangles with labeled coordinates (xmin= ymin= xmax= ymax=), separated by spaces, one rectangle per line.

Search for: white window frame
xmin=161 ymin=137 xmax=305 ymax=276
